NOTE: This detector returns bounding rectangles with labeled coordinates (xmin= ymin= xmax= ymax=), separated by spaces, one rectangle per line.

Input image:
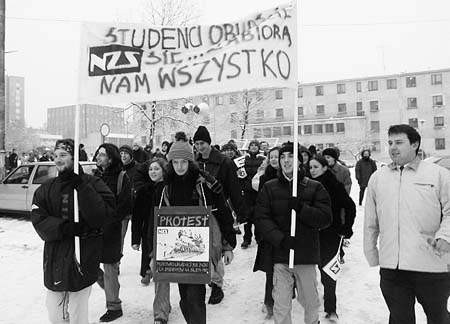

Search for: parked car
xmin=0 ymin=161 xmax=97 ymax=216
xmin=424 ymin=156 xmax=450 ymax=171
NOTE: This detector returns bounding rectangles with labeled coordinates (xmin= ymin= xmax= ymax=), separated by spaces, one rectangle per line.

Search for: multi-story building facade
xmin=5 ymin=75 xmax=25 ymax=127
xmin=188 ymin=68 xmax=449 ymax=161
xmin=47 ymin=104 xmax=127 ymax=154
xmin=47 ymin=104 xmax=126 ymax=138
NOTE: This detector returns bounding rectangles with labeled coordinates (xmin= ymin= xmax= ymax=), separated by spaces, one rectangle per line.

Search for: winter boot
xmin=325 ymin=312 xmax=339 ymax=322
xmin=265 ymin=304 xmax=274 ymax=319
xmin=141 ymin=269 xmax=152 ymax=285
xmin=154 ymin=319 xmax=167 ymax=324
xmin=99 ymin=309 xmax=123 ymax=322
xmin=208 ymin=283 xmax=224 ymax=304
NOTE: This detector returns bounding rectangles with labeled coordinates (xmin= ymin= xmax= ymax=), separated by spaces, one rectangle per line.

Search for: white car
xmin=0 ymin=161 xmax=97 ymax=216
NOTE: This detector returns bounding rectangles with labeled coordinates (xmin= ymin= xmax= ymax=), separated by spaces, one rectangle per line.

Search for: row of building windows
xmin=297 ymin=95 xmax=444 ymax=117
xmin=298 ymin=73 xmax=443 ymax=97
xmin=248 ymin=122 xmax=346 ymax=139
xmin=408 ymin=116 xmax=445 ymax=128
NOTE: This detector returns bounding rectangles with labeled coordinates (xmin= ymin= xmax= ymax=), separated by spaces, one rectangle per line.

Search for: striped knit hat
xmin=167 ymin=141 xmax=194 ymax=162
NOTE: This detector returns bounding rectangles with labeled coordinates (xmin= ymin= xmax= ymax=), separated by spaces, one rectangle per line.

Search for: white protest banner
xmin=78 ymin=2 xmax=296 ymax=104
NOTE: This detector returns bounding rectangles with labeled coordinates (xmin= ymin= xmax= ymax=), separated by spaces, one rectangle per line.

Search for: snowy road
xmin=0 ymin=172 xmax=436 ymax=323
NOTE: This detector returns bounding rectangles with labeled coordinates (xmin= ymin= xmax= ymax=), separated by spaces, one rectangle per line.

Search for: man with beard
xmin=31 ymin=139 xmax=115 ymax=324
xmin=94 ymin=143 xmax=132 ymax=322
xmin=355 ymin=149 xmax=377 ymax=206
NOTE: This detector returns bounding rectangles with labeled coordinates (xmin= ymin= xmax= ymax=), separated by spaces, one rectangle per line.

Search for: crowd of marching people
xmin=29 ymin=123 xmax=450 ymax=324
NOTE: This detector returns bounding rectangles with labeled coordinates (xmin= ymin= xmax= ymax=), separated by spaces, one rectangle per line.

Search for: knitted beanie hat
xmin=322 ymin=148 xmax=338 ymax=161
xmin=55 ymin=139 xmax=75 ymax=156
xmin=278 ymin=142 xmax=303 ymax=164
xmin=119 ymin=145 xmax=133 ymax=157
xmin=193 ymin=126 xmax=211 ymax=144
xmin=167 ymin=141 xmax=194 ymax=162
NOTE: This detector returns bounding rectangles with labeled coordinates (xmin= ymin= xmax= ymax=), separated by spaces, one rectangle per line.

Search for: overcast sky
xmin=5 ymin=0 xmax=450 ymax=127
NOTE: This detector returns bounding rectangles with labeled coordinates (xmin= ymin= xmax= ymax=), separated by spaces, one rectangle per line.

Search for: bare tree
xmin=141 ymin=0 xmax=200 ymax=26
xmin=230 ymin=90 xmax=270 ymax=140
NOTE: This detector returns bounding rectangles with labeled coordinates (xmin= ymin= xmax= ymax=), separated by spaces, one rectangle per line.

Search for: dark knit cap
xmin=55 ymin=139 xmax=75 ymax=156
xmin=193 ymin=126 xmax=211 ymax=144
xmin=119 ymin=145 xmax=133 ymax=157
xmin=167 ymin=141 xmax=194 ymax=162
xmin=322 ymin=148 xmax=338 ymax=161
xmin=278 ymin=142 xmax=303 ymax=164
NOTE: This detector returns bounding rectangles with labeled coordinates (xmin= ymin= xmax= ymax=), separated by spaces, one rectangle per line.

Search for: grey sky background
xmin=5 ymin=0 xmax=450 ymax=128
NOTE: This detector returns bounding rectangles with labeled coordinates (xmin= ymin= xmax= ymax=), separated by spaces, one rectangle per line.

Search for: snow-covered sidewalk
xmin=0 ymin=177 xmax=434 ymax=323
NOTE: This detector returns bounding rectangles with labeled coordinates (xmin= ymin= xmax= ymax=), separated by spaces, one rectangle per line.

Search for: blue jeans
xmin=150 ymin=259 xmax=171 ymax=321
xmin=104 ymin=263 xmax=121 ymax=311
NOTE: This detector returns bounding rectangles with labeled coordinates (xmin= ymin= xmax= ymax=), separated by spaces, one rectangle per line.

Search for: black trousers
xmin=139 ymin=232 xmax=151 ymax=277
xmin=359 ymin=186 xmax=367 ymax=205
xmin=243 ymin=221 xmax=254 ymax=243
xmin=264 ymin=272 xmax=274 ymax=307
xmin=380 ymin=268 xmax=450 ymax=324
xmin=319 ymin=233 xmax=341 ymax=314
xmin=178 ymin=283 xmax=206 ymax=324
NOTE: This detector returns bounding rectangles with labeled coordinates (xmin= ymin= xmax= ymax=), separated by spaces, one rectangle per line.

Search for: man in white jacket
xmin=364 ymin=124 xmax=450 ymax=324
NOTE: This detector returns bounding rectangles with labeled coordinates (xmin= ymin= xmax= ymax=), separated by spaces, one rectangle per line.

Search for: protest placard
xmin=153 ymin=206 xmax=212 ymax=284
xmin=78 ymin=2 xmax=296 ymax=104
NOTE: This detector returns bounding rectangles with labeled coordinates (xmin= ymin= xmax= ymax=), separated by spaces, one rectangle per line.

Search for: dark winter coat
xmin=243 ymin=153 xmax=265 ymax=221
xmin=123 ymin=160 xmax=141 ymax=204
xmin=355 ymin=157 xmax=377 ymax=187
xmin=196 ymin=146 xmax=246 ymax=223
xmin=9 ymin=152 xmax=18 ymax=168
xmin=315 ymin=170 xmax=356 ymax=239
xmin=254 ymin=172 xmax=332 ymax=268
xmin=167 ymin=167 xmax=236 ymax=250
xmin=133 ymin=147 xmax=147 ymax=163
xmin=132 ymin=181 xmax=165 ymax=253
xmin=79 ymin=150 xmax=88 ymax=161
xmin=31 ymin=169 xmax=116 ymax=292
xmin=253 ymin=164 xmax=278 ymax=273
xmin=94 ymin=166 xmax=132 ymax=263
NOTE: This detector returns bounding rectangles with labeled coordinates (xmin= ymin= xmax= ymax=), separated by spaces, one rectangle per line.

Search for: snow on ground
xmin=0 ymin=170 xmax=438 ymax=323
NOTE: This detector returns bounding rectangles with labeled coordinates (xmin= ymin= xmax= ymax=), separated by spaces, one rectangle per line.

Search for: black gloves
xmin=61 ymin=221 xmax=89 ymax=237
xmin=199 ymin=170 xmax=223 ymax=194
xmin=288 ymin=197 xmax=303 ymax=213
xmin=281 ymin=235 xmax=297 ymax=250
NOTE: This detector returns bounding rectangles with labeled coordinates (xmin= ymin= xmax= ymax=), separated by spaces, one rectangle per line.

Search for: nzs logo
xmin=89 ymin=45 xmax=143 ymax=76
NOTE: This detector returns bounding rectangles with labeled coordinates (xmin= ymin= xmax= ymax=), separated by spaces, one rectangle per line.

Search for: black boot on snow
xmin=208 ymin=283 xmax=224 ymax=304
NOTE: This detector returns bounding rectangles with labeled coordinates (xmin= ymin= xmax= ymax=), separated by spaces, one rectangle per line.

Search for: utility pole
xmin=0 ymin=0 xmax=6 ymax=180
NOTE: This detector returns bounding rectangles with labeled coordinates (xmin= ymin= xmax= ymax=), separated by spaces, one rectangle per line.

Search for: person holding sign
xmin=132 ymin=158 xmax=171 ymax=324
xmin=255 ymin=142 xmax=332 ymax=324
xmin=309 ymin=154 xmax=356 ymax=321
xmin=364 ymin=124 xmax=450 ymax=324
xmin=31 ymin=139 xmax=116 ymax=324
xmin=164 ymin=141 xmax=236 ymax=324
